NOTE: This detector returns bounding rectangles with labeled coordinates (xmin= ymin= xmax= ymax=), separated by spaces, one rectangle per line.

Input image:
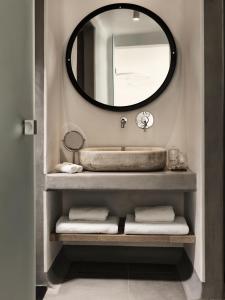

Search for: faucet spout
xmin=120 ymin=117 xmax=127 ymax=128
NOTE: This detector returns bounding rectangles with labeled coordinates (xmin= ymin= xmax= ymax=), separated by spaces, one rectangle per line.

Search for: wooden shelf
xmin=45 ymin=170 xmax=196 ymax=191
xmin=50 ymin=232 xmax=195 ymax=245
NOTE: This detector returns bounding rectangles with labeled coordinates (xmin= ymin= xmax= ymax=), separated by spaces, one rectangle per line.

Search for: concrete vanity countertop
xmin=45 ymin=170 xmax=196 ymax=191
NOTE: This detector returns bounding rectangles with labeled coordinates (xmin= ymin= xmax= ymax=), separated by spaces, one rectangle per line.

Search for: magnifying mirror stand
xmin=72 ymin=150 xmax=80 ymax=164
xmin=63 ymin=130 xmax=85 ymax=164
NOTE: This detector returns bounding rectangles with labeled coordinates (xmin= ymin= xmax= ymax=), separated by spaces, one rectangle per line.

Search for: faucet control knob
xmin=121 ymin=117 xmax=128 ymax=128
xmin=136 ymin=112 xmax=154 ymax=130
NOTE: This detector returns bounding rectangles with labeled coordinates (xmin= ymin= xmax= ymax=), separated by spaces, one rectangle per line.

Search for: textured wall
xmin=45 ymin=0 xmax=187 ymax=169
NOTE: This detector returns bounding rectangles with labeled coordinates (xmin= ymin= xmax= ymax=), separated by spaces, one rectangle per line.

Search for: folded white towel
xmin=135 ymin=206 xmax=175 ymax=223
xmin=55 ymin=162 xmax=83 ymax=174
xmin=56 ymin=216 xmax=119 ymax=234
xmin=69 ymin=207 xmax=109 ymax=221
xmin=125 ymin=214 xmax=189 ymax=235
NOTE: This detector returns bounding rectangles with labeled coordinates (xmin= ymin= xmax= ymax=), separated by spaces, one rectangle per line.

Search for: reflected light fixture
xmin=133 ymin=10 xmax=140 ymax=21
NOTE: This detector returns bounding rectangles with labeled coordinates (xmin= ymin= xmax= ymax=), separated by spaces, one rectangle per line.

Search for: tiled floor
xmin=43 ymin=263 xmax=186 ymax=300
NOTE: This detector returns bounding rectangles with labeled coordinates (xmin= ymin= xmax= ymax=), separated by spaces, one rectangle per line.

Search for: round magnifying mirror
xmin=66 ymin=3 xmax=177 ymax=112
xmin=63 ymin=131 xmax=85 ymax=163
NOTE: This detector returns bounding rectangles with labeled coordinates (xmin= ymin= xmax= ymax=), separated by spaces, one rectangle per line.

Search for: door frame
xmin=202 ymin=0 xmax=224 ymax=298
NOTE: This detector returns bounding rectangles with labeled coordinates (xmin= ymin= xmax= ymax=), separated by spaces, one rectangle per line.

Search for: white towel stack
xmin=69 ymin=207 xmax=109 ymax=221
xmin=125 ymin=206 xmax=189 ymax=235
xmin=56 ymin=207 xmax=119 ymax=234
xmin=135 ymin=206 xmax=175 ymax=223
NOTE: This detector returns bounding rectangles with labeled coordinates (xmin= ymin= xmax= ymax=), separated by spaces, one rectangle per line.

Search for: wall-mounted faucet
xmin=120 ymin=117 xmax=127 ymax=128
xmin=136 ymin=112 xmax=154 ymax=131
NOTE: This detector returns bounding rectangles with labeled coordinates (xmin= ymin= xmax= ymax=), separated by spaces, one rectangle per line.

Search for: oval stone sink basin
xmin=79 ymin=147 xmax=167 ymax=171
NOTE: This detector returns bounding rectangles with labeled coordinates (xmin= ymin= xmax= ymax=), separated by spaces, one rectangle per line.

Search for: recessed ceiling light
xmin=133 ymin=11 xmax=140 ymax=21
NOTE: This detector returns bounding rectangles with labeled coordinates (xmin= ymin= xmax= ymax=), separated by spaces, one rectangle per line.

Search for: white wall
xmin=45 ymin=0 xmax=204 ymax=281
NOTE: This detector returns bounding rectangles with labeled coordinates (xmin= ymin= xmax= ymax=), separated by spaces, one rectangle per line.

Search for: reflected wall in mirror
xmin=66 ymin=4 xmax=177 ymax=111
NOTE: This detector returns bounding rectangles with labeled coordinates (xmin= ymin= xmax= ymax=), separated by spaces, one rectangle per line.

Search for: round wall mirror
xmin=66 ymin=3 xmax=177 ymax=111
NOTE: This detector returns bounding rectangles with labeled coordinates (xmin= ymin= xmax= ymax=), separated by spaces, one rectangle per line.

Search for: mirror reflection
xmin=69 ymin=8 xmax=174 ymax=108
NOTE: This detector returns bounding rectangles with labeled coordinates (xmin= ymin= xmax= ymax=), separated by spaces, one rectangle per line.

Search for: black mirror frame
xmin=66 ymin=3 xmax=177 ymax=112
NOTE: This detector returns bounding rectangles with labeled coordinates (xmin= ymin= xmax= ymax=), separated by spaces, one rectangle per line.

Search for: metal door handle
xmin=23 ymin=120 xmax=37 ymax=135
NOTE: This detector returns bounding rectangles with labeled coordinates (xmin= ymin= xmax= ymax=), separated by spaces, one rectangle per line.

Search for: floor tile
xmin=44 ymin=262 xmax=186 ymax=300
xmin=128 ymin=279 xmax=186 ymax=300
xmin=44 ymin=278 xmax=129 ymax=300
